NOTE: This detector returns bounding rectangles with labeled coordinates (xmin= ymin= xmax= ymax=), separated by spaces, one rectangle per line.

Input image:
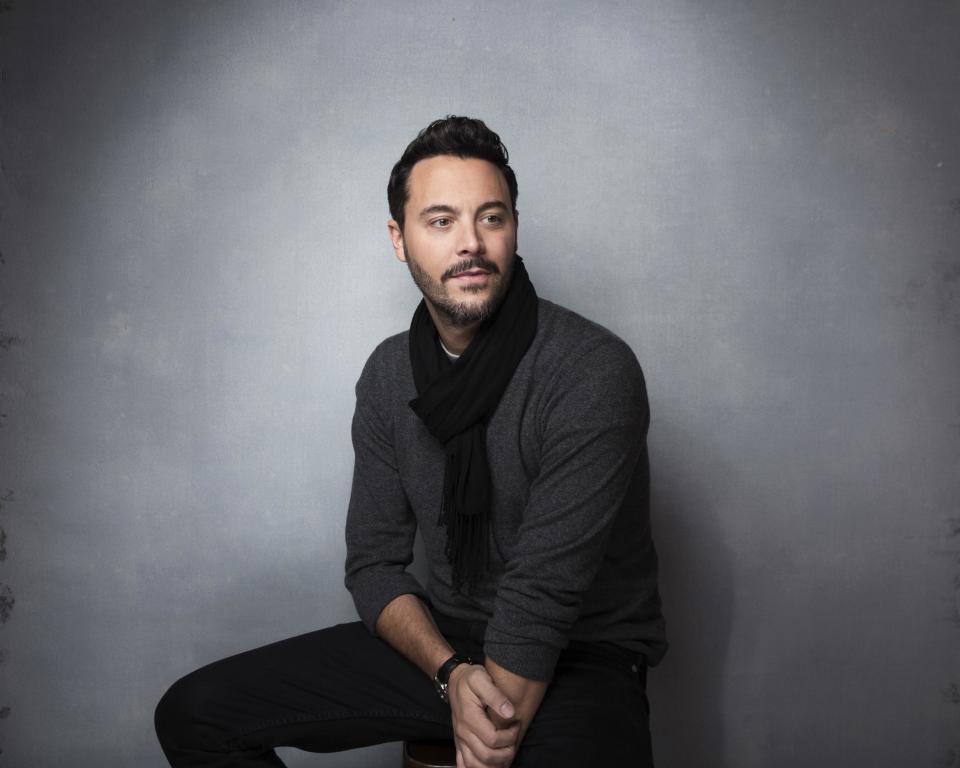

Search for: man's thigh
xmin=515 ymin=643 xmax=653 ymax=768
xmin=156 ymin=621 xmax=453 ymax=760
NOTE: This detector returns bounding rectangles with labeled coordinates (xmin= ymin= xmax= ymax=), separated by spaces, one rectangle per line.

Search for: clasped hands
xmin=448 ymin=663 xmax=521 ymax=768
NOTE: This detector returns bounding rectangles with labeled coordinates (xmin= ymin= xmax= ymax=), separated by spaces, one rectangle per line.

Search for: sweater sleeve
xmin=343 ymin=347 xmax=428 ymax=634
xmin=483 ymin=337 xmax=650 ymax=681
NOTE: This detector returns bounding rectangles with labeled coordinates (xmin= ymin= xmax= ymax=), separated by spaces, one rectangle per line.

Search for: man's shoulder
xmin=531 ymin=299 xmax=648 ymax=427
xmin=354 ymin=330 xmax=410 ymax=400
xmin=366 ymin=329 xmax=409 ymax=366
xmin=533 ymin=298 xmax=642 ymax=375
xmin=537 ymin=297 xmax=623 ymax=338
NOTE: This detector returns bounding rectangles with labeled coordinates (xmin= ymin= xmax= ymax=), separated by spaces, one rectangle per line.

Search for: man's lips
xmin=450 ymin=269 xmax=492 ymax=281
xmin=454 ymin=269 xmax=489 ymax=277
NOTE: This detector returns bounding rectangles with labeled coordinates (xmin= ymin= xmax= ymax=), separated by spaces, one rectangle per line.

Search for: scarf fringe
xmin=440 ymin=436 xmax=490 ymax=589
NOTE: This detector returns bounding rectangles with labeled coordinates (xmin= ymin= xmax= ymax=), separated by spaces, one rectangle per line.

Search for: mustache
xmin=442 ymin=257 xmax=501 ymax=281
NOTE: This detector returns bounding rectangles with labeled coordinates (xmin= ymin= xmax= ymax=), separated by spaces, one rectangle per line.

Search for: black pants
xmin=154 ymin=615 xmax=653 ymax=767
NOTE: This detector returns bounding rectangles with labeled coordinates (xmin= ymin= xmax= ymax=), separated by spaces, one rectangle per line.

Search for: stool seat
xmin=402 ymin=739 xmax=457 ymax=768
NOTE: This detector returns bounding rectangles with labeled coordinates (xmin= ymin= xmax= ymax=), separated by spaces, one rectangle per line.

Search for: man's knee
xmin=154 ymin=669 xmax=223 ymax=755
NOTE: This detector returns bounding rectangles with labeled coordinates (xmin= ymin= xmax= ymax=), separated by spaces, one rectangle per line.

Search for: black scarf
xmin=408 ymin=256 xmax=538 ymax=591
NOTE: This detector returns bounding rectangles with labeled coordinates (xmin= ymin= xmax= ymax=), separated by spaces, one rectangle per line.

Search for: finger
xmin=462 ymin=743 xmax=511 ymax=767
xmin=456 ymin=726 xmax=517 ymax=767
xmin=456 ymin=746 xmax=465 ymax=768
xmin=489 ymin=721 xmax=521 ymax=749
xmin=457 ymin=700 xmax=510 ymax=749
xmin=463 ymin=707 xmax=520 ymax=749
xmin=467 ymin=672 xmax=516 ymax=720
xmin=458 ymin=739 xmax=480 ymax=768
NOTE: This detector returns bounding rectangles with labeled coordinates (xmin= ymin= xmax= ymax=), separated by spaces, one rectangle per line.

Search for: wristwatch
xmin=433 ymin=653 xmax=473 ymax=703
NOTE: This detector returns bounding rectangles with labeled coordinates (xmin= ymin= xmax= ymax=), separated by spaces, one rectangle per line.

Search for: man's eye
xmin=432 ymin=218 xmax=451 ymax=228
xmin=483 ymin=215 xmax=502 ymax=225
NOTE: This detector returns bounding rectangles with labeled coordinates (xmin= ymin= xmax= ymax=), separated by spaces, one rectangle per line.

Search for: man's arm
xmin=374 ymin=593 xmax=452 ymax=679
xmin=344 ymin=348 xmax=430 ymax=630
xmin=484 ymin=336 xmax=650 ymax=683
xmin=460 ymin=338 xmax=647 ymax=750
xmin=376 ymin=594 xmax=520 ymax=768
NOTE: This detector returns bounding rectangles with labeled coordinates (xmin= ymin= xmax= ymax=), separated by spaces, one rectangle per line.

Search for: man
xmin=155 ymin=116 xmax=667 ymax=768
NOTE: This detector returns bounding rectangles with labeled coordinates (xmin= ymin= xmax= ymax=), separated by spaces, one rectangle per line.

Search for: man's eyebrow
xmin=418 ymin=204 xmax=459 ymax=219
xmin=476 ymin=200 xmax=510 ymax=213
xmin=417 ymin=201 xmax=511 ymax=219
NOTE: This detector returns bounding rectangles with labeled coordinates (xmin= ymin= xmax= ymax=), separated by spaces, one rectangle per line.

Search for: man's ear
xmin=387 ymin=220 xmax=406 ymax=262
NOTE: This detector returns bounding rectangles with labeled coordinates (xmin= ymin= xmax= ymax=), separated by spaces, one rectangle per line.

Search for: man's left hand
xmin=448 ymin=663 xmax=519 ymax=768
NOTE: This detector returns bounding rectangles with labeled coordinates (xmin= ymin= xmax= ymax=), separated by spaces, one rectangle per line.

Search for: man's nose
xmin=456 ymin=221 xmax=483 ymax=255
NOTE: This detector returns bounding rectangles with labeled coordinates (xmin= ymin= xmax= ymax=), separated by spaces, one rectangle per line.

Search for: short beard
xmin=404 ymin=245 xmax=514 ymax=328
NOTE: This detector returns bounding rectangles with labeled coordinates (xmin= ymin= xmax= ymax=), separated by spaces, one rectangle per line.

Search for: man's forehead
xmin=406 ymin=155 xmax=510 ymax=205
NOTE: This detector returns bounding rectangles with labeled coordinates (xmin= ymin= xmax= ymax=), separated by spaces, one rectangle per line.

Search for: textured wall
xmin=1 ymin=1 xmax=958 ymax=766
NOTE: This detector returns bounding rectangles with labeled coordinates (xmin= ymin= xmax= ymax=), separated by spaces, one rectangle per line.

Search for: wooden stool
xmin=402 ymin=739 xmax=457 ymax=768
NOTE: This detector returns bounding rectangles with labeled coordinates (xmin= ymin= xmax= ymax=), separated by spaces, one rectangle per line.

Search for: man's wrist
xmin=446 ymin=659 xmax=473 ymax=696
xmin=433 ymin=652 xmax=473 ymax=703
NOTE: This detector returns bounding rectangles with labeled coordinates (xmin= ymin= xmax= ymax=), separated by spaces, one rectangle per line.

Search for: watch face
xmin=433 ymin=678 xmax=449 ymax=703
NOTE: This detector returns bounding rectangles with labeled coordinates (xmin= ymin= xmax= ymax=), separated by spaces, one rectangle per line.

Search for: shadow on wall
xmin=648 ymin=422 xmax=734 ymax=768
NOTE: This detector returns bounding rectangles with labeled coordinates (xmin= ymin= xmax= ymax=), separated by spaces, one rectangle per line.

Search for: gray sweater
xmin=344 ymin=298 xmax=667 ymax=681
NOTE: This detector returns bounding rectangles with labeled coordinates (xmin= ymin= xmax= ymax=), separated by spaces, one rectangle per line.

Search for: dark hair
xmin=387 ymin=116 xmax=518 ymax=232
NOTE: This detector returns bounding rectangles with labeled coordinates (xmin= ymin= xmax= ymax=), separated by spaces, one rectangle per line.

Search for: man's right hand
xmin=448 ymin=663 xmax=520 ymax=768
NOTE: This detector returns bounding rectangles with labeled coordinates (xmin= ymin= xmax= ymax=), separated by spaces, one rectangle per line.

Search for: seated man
xmin=155 ymin=116 xmax=667 ymax=768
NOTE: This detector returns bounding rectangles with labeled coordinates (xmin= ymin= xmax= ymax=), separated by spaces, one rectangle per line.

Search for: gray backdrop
xmin=1 ymin=1 xmax=958 ymax=766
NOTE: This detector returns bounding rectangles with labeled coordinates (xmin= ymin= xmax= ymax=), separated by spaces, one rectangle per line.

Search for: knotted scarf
xmin=408 ymin=256 xmax=538 ymax=591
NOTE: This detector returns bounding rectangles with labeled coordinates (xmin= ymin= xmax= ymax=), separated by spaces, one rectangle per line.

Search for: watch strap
xmin=433 ymin=653 xmax=473 ymax=703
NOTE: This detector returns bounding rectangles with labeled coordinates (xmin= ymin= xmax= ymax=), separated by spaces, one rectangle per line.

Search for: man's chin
xmin=434 ymin=297 xmax=498 ymax=328
xmin=426 ymin=271 xmax=511 ymax=327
